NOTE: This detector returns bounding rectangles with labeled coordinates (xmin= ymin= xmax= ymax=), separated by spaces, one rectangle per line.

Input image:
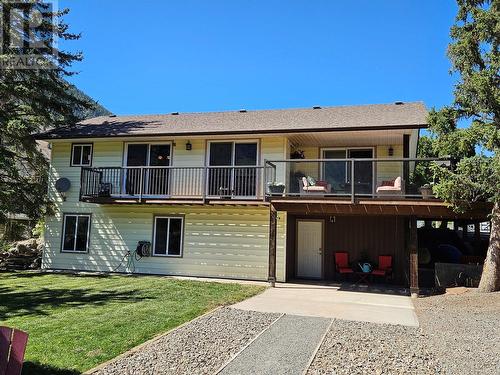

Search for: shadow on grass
xmin=0 ymin=286 xmax=153 ymax=320
xmin=0 ymin=270 xmax=113 ymax=279
xmin=22 ymin=361 xmax=80 ymax=375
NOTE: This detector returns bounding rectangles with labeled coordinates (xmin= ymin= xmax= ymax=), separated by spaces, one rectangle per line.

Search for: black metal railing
xmin=263 ymin=158 xmax=451 ymax=201
xmin=80 ymin=166 xmax=264 ymax=201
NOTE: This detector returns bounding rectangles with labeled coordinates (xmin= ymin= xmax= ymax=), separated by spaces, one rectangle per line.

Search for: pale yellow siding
xmin=43 ymin=132 xmax=413 ymax=282
xmin=375 ymin=144 xmax=404 ymax=187
xmin=44 ymin=139 xmax=287 ymax=281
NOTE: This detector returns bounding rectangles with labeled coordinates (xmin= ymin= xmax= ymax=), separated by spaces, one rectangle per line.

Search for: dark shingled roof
xmin=35 ymin=102 xmax=428 ymax=140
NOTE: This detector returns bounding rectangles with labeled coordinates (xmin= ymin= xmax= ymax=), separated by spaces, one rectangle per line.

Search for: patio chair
xmin=372 ymin=255 xmax=393 ymax=282
xmin=299 ymin=177 xmax=332 ymax=196
xmin=334 ymin=252 xmax=353 ymax=280
xmin=0 ymin=326 xmax=29 ymax=375
xmin=376 ymin=176 xmax=403 ymax=195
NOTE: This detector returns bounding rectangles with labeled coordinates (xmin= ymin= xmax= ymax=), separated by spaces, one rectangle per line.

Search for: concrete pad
xmin=231 ymin=283 xmax=419 ymax=327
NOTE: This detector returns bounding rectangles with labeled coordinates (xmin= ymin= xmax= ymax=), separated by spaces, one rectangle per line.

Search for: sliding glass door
xmin=208 ymin=141 xmax=258 ymax=197
xmin=322 ymin=148 xmax=373 ymax=195
xmin=125 ymin=143 xmax=171 ymax=196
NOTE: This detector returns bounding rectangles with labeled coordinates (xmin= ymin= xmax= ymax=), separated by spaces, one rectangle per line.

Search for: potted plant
xmin=267 ymin=182 xmax=286 ymax=196
xmin=290 ymin=149 xmax=305 ymax=159
xmin=419 ymin=183 xmax=433 ymax=199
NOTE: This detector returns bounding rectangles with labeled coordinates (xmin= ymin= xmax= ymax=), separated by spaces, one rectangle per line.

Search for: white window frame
xmin=122 ymin=142 xmax=173 ymax=197
xmin=61 ymin=214 xmax=91 ymax=253
xmin=152 ymin=216 xmax=184 ymax=257
xmin=71 ymin=143 xmax=93 ymax=167
xmin=320 ymin=147 xmax=375 ymax=193
xmin=206 ymin=139 xmax=260 ymax=198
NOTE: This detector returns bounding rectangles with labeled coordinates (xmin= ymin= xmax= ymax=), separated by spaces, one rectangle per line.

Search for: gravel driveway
xmin=91 ymin=307 xmax=279 ymax=375
xmin=414 ymin=290 xmax=500 ymax=375
xmin=307 ymin=290 xmax=500 ymax=375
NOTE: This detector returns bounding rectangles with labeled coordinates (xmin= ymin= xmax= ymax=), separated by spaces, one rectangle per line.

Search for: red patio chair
xmin=372 ymin=255 xmax=393 ymax=282
xmin=335 ymin=252 xmax=353 ymax=280
xmin=0 ymin=326 xmax=29 ymax=375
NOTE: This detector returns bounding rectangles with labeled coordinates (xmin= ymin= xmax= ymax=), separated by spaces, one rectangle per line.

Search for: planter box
xmin=419 ymin=187 xmax=433 ymax=199
xmin=268 ymin=185 xmax=285 ymax=195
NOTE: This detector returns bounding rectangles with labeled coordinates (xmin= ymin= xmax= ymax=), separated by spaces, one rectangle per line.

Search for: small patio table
xmin=354 ymin=271 xmax=372 ymax=285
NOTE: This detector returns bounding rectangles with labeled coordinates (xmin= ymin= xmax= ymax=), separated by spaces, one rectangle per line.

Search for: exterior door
xmin=125 ymin=143 xmax=171 ymax=195
xmin=208 ymin=141 xmax=258 ymax=197
xmin=348 ymin=149 xmax=373 ymax=195
xmin=296 ymin=220 xmax=323 ymax=279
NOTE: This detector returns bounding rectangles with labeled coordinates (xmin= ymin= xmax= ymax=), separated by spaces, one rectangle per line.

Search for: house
xmin=35 ymin=102 xmax=490 ymax=293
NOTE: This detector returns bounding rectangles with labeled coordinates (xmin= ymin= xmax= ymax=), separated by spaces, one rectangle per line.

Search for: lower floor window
xmin=62 ymin=214 xmax=91 ymax=252
xmin=153 ymin=216 xmax=183 ymax=256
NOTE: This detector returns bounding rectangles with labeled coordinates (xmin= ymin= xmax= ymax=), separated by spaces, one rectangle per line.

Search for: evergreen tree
xmin=0 ymin=1 xmax=93 ymax=224
xmin=428 ymin=0 xmax=499 ymax=291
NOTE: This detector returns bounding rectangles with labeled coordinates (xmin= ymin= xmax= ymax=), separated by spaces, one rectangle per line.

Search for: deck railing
xmin=263 ymin=158 xmax=452 ymax=201
xmin=80 ymin=166 xmax=264 ymax=201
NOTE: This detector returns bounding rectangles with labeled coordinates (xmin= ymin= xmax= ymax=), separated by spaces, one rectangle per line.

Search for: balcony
xmin=79 ymin=166 xmax=264 ymax=203
xmin=79 ymin=158 xmax=451 ymax=205
xmin=263 ymin=158 xmax=452 ymax=202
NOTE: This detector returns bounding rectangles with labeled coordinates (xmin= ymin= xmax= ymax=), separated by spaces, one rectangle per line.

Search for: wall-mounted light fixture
xmin=388 ymin=145 xmax=394 ymax=156
xmin=186 ymin=140 xmax=192 ymax=151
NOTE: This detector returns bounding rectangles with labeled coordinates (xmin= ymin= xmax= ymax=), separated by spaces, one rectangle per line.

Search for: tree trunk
xmin=478 ymin=202 xmax=500 ymax=292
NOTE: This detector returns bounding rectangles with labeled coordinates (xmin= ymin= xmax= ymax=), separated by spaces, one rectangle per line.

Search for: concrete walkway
xmin=218 ymin=315 xmax=331 ymax=375
xmin=231 ymin=283 xmax=419 ymax=327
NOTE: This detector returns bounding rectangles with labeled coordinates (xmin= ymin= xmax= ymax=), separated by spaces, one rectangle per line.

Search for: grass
xmin=0 ymin=271 xmax=265 ymax=374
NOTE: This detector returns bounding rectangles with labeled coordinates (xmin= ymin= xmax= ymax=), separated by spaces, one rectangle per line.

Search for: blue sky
xmin=61 ymin=0 xmax=458 ymax=115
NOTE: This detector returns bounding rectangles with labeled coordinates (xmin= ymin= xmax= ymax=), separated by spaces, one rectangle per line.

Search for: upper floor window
xmin=71 ymin=143 xmax=93 ymax=166
xmin=62 ymin=214 xmax=91 ymax=253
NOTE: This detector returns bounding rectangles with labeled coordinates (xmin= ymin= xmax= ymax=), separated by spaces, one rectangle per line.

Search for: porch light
xmin=388 ymin=145 xmax=394 ymax=156
xmin=186 ymin=141 xmax=192 ymax=151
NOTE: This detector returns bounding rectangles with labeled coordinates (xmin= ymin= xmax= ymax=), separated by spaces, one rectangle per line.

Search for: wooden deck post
xmin=474 ymin=221 xmax=481 ymax=254
xmin=403 ymin=134 xmax=410 ymax=193
xmin=409 ymin=216 xmax=419 ymax=297
xmin=268 ymin=204 xmax=277 ymax=287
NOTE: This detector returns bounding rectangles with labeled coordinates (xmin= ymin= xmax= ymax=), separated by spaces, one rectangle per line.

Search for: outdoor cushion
xmin=394 ymin=176 xmax=402 ymax=189
xmin=316 ymin=180 xmax=328 ymax=187
xmin=381 ymin=180 xmax=395 ymax=186
xmin=306 ymin=176 xmax=316 ymax=186
xmin=371 ymin=269 xmax=386 ymax=276
xmin=302 ymin=177 xmax=309 ymax=187
xmin=303 ymin=185 xmax=328 ymax=192
xmin=376 ymin=185 xmax=401 ymax=191
xmin=378 ymin=255 xmax=392 ymax=269
xmin=338 ymin=267 xmax=353 ymax=274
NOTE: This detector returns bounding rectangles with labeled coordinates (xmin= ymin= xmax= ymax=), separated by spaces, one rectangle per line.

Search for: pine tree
xmin=0 ymin=1 xmax=93 ymax=224
xmin=428 ymin=0 xmax=499 ymax=291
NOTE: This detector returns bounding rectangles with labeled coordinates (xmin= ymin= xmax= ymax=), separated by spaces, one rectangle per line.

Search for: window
xmin=153 ymin=216 xmax=183 ymax=256
xmin=71 ymin=144 xmax=93 ymax=166
xmin=62 ymin=214 xmax=91 ymax=252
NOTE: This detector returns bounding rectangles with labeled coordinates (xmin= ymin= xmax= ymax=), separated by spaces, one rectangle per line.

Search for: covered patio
xmin=267 ymin=199 xmax=492 ymax=295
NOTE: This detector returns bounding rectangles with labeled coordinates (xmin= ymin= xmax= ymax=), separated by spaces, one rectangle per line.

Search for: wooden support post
xmin=403 ymin=134 xmax=410 ymax=193
xmin=474 ymin=221 xmax=481 ymax=254
xmin=268 ymin=204 xmax=277 ymax=286
xmin=409 ymin=216 xmax=419 ymax=297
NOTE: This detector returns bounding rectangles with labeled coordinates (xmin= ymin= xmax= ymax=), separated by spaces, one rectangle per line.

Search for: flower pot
xmin=419 ymin=187 xmax=433 ymax=199
xmin=268 ymin=185 xmax=285 ymax=196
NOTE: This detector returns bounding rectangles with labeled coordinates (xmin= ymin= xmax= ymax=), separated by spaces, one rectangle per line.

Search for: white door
xmin=297 ymin=220 xmax=323 ymax=279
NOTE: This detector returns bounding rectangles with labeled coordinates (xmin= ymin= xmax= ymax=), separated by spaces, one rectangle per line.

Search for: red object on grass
xmin=0 ymin=326 xmax=28 ymax=375
xmin=335 ymin=252 xmax=354 ymax=274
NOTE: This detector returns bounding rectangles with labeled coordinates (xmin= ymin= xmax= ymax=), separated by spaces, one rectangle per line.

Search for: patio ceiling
xmin=286 ymin=129 xmax=413 ymax=148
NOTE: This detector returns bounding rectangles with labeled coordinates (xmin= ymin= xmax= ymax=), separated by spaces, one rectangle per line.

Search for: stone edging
xmin=82 ymin=306 xmax=223 ymax=374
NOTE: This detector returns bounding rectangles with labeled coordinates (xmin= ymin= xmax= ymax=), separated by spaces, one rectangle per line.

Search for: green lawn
xmin=0 ymin=272 xmax=265 ymax=375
